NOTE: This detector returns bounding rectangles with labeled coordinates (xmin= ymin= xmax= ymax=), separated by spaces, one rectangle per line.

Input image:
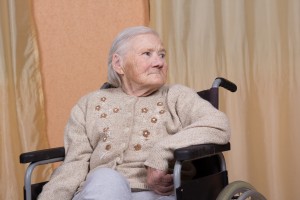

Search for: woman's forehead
xmin=130 ymin=34 xmax=164 ymax=50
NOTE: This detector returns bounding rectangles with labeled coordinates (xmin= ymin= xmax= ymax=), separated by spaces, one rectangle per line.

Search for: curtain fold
xmin=0 ymin=0 xmax=52 ymax=199
xmin=149 ymin=0 xmax=300 ymax=199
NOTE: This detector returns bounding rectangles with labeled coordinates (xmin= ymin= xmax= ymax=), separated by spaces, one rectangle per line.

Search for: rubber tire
xmin=216 ymin=181 xmax=256 ymax=200
xmin=237 ymin=190 xmax=267 ymax=200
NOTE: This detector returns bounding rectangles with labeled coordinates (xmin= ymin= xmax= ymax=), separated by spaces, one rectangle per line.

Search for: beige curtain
xmin=0 ymin=0 xmax=52 ymax=199
xmin=150 ymin=0 xmax=300 ymax=199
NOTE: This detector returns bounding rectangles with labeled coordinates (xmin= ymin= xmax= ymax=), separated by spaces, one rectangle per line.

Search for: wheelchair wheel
xmin=216 ymin=181 xmax=265 ymax=200
xmin=237 ymin=190 xmax=267 ymax=200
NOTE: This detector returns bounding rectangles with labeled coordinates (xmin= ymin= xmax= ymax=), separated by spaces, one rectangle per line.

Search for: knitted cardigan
xmin=38 ymin=84 xmax=230 ymax=200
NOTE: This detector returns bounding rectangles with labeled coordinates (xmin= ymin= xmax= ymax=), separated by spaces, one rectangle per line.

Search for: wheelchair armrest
xmin=20 ymin=147 xmax=65 ymax=164
xmin=174 ymin=143 xmax=230 ymax=161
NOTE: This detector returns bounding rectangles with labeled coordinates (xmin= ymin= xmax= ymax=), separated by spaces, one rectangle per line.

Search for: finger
xmin=161 ymin=174 xmax=173 ymax=183
xmin=157 ymin=180 xmax=173 ymax=187
xmin=153 ymin=184 xmax=174 ymax=195
xmin=155 ymin=183 xmax=174 ymax=192
xmin=150 ymin=174 xmax=173 ymax=187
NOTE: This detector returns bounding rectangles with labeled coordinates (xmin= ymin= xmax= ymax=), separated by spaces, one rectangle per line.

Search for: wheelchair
xmin=20 ymin=77 xmax=267 ymax=200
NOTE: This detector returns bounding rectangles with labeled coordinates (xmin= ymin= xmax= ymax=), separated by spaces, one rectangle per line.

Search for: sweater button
xmin=100 ymin=113 xmax=107 ymax=118
xmin=103 ymin=136 xmax=107 ymax=142
xmin=157 ymin=102 xmax=163 ymax=106
xmin=159 ymin=110 xmax=165 ymax=114
xmin=141 ymin=108 xmax=148 ymax=113
xmin=113 ymin=107 xmax=120 ymax=113
xmin=151 ymin=117 xmax=157 ymax=123
xmin=134 ymin=144 xmax=142 ymax=151
xmin=105 ymin=144 xmax=111 ymax=150
xmin=143 ymin=130 xmax=150 ymax=138
xmin=95 ymin=105 xmax=101 ymax=111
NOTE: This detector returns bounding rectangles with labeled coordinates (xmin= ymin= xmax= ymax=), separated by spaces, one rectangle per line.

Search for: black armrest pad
xmin=174 ymin=143 xmax=230 ymax=161
xmin=20 ymin=147 xmax=65 ymax=164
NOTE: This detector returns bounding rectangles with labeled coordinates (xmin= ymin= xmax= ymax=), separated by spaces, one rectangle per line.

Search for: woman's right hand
xmin=146 ymin=167 xmax=174 ymax=195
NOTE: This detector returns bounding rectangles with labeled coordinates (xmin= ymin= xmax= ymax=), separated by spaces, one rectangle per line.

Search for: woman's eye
xmin=159 ymin=53 xmax=166 ymax=58
xmin=143 ymin=52 xmax=151 ymax=56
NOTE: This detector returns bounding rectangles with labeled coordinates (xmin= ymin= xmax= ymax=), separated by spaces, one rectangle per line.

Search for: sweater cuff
xmin=144 ymin=147 xmax=172 ymax=171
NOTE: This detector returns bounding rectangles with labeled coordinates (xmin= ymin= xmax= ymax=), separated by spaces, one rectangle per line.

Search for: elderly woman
xmin=38 ymin=26 xmax=230 ymax=200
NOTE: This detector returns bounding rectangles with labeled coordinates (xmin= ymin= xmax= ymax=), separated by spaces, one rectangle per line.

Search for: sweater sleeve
xmin=38 ymin=97 xmax=93 ymax=200
xmin=144 ymin=84 xmax=231 ymax=171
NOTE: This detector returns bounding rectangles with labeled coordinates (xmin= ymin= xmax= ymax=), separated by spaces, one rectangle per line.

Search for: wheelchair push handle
xmin=212 ymin=77 xmax=237 ymax=92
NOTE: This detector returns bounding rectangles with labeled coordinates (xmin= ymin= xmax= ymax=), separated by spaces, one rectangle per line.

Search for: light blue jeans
xmin=72 ymin=168 xmax=175 ymax=200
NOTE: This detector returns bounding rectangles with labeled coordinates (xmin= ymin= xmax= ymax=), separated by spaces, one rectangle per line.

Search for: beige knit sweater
xmin=38 ymin=84 xmax=230 ymax=200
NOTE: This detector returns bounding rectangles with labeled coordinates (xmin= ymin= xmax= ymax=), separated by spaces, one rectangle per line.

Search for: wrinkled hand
xmin=146 ymin=167 xmax=174 ymax=195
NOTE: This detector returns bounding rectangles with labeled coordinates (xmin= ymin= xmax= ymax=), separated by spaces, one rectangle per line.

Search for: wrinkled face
xmin=115 ymin=33 xmax=168 ymax=94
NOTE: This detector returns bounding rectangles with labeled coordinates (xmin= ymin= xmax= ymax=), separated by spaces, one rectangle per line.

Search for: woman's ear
xmin=112 ymin=54 xmax=124 ymax=75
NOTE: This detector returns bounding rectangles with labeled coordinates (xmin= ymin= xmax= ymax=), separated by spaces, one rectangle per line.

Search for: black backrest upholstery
xmin=100 ymin=82 xmax=115 ymax=89
xmin=197 ymin=88 xmax=219 ymax=109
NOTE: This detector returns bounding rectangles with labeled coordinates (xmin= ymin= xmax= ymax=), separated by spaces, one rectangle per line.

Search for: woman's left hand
xmin=146 ymin=167 xmax=174 ymax=195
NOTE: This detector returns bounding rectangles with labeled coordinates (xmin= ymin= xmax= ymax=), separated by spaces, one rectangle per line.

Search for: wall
xmin=33 ymin=0 xmax=149 ymax=147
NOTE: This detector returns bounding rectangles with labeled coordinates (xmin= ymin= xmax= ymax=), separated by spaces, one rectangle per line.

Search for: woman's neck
xmin=121 ymin=83 xmax=160 ymax=97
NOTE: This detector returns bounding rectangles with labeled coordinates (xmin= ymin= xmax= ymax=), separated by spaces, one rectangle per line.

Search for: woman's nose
xmin=152 ymin=54 xmax=164 ymax=68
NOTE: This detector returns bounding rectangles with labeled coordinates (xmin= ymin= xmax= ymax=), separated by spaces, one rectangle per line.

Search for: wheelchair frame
xmin=20 ymin=77 xmax=239 ymax=200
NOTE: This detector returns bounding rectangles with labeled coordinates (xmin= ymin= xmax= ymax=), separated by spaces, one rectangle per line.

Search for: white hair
xmin=107 ymin=26 xmax=159 ymax=87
